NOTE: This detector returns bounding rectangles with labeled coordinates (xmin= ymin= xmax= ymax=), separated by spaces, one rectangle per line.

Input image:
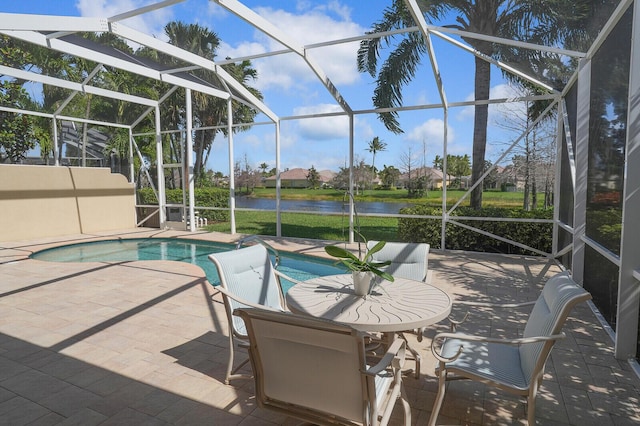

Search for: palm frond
xmin=372 ymin=33 xmax=426 ymax=133
xmin=356 ymin=0 xmax=416 ymax=76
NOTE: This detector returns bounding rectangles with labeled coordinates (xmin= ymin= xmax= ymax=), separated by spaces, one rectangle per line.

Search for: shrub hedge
xmin=585 ymin=208 xmax=622 ymax=253
xmin=137 ymin=188 xmax=229 ymax=222
xmin=397 ymin=205 xmax=553 ymax=255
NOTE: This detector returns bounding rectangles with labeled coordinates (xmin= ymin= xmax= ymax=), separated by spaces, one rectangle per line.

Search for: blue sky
xmin=2 ymin=0 xmax=523 ymax=175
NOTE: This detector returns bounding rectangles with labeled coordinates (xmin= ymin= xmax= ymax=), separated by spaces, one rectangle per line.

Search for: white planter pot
xmin=352 ymin=271 xmax=374 ymax=296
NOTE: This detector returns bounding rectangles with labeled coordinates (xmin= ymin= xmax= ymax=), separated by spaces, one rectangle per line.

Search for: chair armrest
xmin=448 ymin=300 xmax=537 ymax=331
xmin=447 ymin=312 xmax=469 ymax=332
xmin=455 ymin=300 xmax=536 ymax=309
xmin=366 ymin=339 xmax=406 ymax=376
xmin=215 ymin=286 xmax=285 ymax=312
xmin=431 ymin=331 xmax=566 ymax=363
xmin=274 ymin=269 xmax=302 ymax=286
xmin=425 ymin=269 xmax=434 ymax=284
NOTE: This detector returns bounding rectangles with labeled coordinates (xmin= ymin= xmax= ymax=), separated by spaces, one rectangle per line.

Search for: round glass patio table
xmin=285 ymin=274 xmax=452 ymax=333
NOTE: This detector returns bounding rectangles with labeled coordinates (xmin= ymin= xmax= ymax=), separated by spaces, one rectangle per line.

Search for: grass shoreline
xmin=206 ymin=210 xmax=399 ymax=242
xmin=207 ymin=188 xmax=534 ymax=241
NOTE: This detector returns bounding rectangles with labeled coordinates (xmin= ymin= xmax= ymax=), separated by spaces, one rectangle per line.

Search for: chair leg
xmin=225 ymin=334 xmax=236 ymax=385
xmin=379 ymin=370 xmax=405 ymax=426
xmin=225 ymin=336 xmax=251 ymax=384
xmin=527 ymin=384 xmax=538 ymax=425
xmin=398 ymin=332 xmax=421 ymax=378
xmin=428 ymin=362 xmax=447 ymax=426
xmin=408 ymin=344 xmax=421 ymax=379
xmin=399 ymin=383 xmax=412 ymax=426
xmin=227 ymin=357 xmax=250 ymax=384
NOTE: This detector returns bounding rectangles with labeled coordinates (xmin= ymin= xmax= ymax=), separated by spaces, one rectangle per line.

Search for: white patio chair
xmin=428 ymin=272 xmax=592 ymax=426
xmin=234 ymin=307 xmax=411 ymax=426
xmin=208 ymin=244 xmax=300 ymax=384
xmin=367 ymin=241 xmax=431 ymax=378
xmin=367 ymin=241 xmax=432 ymax=284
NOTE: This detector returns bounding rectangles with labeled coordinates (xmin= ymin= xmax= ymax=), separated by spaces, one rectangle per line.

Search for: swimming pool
xmin=30 ymin=238 xmax=347 ymax=292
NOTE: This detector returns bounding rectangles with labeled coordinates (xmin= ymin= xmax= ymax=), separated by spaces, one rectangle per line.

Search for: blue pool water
xmin=30 ymin=238 xmax=346 ymax=292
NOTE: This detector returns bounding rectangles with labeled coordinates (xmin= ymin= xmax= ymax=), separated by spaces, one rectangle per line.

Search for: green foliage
xmin=501 ymin=182 xmax=516 ymax=192
xmin=325 ymin=233 xmax=394 ymax=282
xmin=204 ymin=203 xmax=553 ymax=256
xmin=137 ymin=187 xmax=229 ymax=222
xmin=0 ymin=82 xmax=37 ymax=163
xmin=398 ymin=205 xmax=553 ymax=255
xmin=306 ymin=165 xmax=321 ymax=189
xmin=137 ymin=188 xmax=158 ymax=204
xmin=0 ymin=35 xmax=32 ymax=68
xmin=158 ymin=22 xmax=262 ymax=186
xmin=433 ymin=154 xmax=471 ymax=187
xmin=407 ymin=175 xmax=428 ymax=198
xmin=206 ymin=211 xmax=398 ymax=242
xmin=192 ymin=188 xmax=230 ymax=222
xmin=585 ymin=208 xmax=622 ymax=253
xmin=2 ymin=23 xmax=260 ymax=185
xmin=379 ymin=164 xmax=401 ymax=189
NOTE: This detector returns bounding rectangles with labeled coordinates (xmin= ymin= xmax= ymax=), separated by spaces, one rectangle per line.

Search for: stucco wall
xmin=0 ymin=165 xmax=136 ymax=242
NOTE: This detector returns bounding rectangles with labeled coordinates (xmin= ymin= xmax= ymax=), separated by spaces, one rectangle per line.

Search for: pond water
xmin=234 ymin=197 xmax=414 ymax=214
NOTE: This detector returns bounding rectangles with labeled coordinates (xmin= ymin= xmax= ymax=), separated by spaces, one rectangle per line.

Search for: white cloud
xmin=285 ymin=150 xmax=346 ymax=171
xmin=220 ymin=42 xmax=301 ymax=92
xmin=205 ymin=1 xmax=230 ymax=19
xmin=75 ymin=0 xmax=173 ymax=39
xmin=357 ymin=120 xmax=375 ymax=141
xmin=293 ymin=104 xmax=349 ymax=140
xmin=406 ymin=118 xmax=454 ymax=147
xmin=490 ymin=83 xmax=519 ymax=99
xmin=237 ymin=133 xmax=264 ymax=149
xmin=218 ymin=4 xmax=365 ymax=92
xmin=456 ymin=83 xmax=523 ymax=123
xmin=415 ymin=91 xmax=431 ymax=106
xmin=489 ymin=84 xmax=529 ymax=126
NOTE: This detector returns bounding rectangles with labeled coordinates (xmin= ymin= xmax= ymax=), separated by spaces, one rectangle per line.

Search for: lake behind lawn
xmin=234 ymin=197 xmax=415 ymax=214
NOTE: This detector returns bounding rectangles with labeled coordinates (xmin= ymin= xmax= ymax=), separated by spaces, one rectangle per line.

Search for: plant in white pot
xmin=324 ymin=239 xmax=395 ymax=296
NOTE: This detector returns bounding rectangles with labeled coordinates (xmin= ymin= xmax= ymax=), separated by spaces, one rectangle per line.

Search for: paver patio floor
xmin=1 ymin=229 xmax=638 ymax=425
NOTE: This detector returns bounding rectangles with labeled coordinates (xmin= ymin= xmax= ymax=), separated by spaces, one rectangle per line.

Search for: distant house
xmin=496 ymin=164 xmax=523 ymax=191
xmin=399 ymin=167 xmax=449 ymax=190
xmin=318 ymin=169 xmax=337 ymax=187
xmin=494 ymin=162 xmax=556 ymax=192
xmin=264 ymin=168 xmax=336 ymax=188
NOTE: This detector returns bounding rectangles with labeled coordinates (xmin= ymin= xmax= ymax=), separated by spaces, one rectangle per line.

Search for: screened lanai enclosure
xmin=1 ymin=0 xmax=639 ymax=366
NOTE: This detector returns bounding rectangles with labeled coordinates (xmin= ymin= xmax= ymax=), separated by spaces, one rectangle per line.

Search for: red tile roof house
xmin=264 ymin=168 xmax=336 ymax=188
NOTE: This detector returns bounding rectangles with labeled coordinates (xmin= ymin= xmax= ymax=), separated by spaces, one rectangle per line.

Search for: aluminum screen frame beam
xmin=0 ymin=28 xmax=230 ymax=101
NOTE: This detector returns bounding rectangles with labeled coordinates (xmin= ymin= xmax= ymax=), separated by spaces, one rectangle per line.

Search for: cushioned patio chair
xmin=428 ymin=272 xmax=592 ymax=426
xmin=208 ymin=244 xmax=300 ymax=384
xmin=367 ymin=241 xmax=431 ymax=378
xmin=234 ymin=307 xmax=411 ymax=426
xmin=367 ymin=241 xmax=431 ymax=284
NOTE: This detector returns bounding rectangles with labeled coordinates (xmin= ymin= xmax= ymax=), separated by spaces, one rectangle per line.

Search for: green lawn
xmin=206 ymin=210 xmax=399 ymax=242
xmin=207 ymin=188 xmax=528 ymax=240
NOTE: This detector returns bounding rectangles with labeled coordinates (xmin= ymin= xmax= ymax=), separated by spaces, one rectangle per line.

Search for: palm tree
xmin=162 ymin=22 xmax=262 ymax=185
xmin=366 ymin=136 xmax=387 ymax=190
xmin=164 ymin=22 xmax=219 ymax=183
xmin=357 ymin=0 xmax=587 ymax=209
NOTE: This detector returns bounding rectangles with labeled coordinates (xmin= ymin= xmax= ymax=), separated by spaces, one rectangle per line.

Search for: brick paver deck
xmin=1 ymin=229 xmax=638 ymax=425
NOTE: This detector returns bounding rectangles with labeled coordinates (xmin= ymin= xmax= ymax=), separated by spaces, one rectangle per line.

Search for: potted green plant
xmin=324 ymin=238 xmax=395 ymax=296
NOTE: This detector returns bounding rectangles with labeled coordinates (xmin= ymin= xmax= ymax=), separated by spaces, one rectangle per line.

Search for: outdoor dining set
xmin=208 ymin=239 xmax=592 ymax=426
